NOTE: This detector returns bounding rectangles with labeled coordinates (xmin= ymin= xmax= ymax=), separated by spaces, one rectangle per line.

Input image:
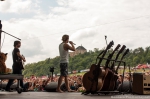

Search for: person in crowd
xmin=115 ymin=74 xmax=123 ymax=90
xmin=145 ymin=72 xmax=149 ymax=75
xmin=56 ymin=34 xmax=75 ymax=93
xmin=75 ymin=77 xmax=82 ymax=90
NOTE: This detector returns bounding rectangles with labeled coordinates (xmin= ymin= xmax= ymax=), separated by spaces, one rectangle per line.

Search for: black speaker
xmin=117 ymin=81 xmax=132 ymax=92
xmin=0 ymin=82 xmax=17 ymax=89
xmin=0 ymin=82 xmax=29 ymax=91
xmin=44 ymin=82 xmax=66 ymax=92
xmin=0 ymin=82 xmax=7 ymax=89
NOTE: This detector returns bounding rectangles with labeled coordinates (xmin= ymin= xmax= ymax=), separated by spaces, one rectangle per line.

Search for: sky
xmin=0 ymin=0 xmax=150 ymax=68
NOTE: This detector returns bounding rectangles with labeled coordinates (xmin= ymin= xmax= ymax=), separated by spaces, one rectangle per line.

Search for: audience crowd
xmin=1 ymin=71 xmax=149 ymax=92
xmin=0 ymin=74 xmax=85 ymax=92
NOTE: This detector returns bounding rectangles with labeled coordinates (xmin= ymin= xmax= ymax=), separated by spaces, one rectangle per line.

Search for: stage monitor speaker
xmin=0 ymin=82 xmax=17 ymax=89
xmin=117 ymin=81 xmax=131 ymax=92
xmin=132 ymin=73 xmax=150 ymax=95
xmin=44 ymin=82 xmax=66 ymax=92
xmin=0 ymin=82 xmax=29 ymax=90
xmin=0 ymin=82 xmax=7 ymax=89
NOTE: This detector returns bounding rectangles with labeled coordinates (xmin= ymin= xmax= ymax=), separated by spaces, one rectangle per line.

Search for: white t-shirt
xmin=59 ymin=43 xmax=69 ymax=63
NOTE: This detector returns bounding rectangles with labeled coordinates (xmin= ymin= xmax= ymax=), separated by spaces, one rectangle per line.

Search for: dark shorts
xmin=60 ymin=63 xmax=68 ymax=77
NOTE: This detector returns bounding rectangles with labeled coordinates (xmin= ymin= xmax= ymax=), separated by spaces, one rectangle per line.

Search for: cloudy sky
xmin=0 ymin=0 xmax=150 ymax=68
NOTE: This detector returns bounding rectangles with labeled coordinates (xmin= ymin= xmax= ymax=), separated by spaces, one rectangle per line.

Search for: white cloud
xmin=19 ymin=33 xmax=47 ymax=57
xmin=1 ymin=0 xmax=150 ymax=68
xmin=0 ymin=0 xmax=39 ymax=13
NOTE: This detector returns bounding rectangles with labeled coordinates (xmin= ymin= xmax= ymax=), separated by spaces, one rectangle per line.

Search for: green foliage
xmin=23 ymin=46 xmax=150 ymax=77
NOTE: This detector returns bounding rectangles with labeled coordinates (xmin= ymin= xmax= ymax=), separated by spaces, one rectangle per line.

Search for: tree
xmin=23 ymin=46 xmax=150 ymax=77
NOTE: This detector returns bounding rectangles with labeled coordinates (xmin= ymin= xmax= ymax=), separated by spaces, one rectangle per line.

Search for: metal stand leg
xmin=0 ymin=79 xmax=2 ymax=91
xmin=17 ymin=79 xmax=22 ymax=94
xmin=17 ymin=80 xmax=20 ymax=88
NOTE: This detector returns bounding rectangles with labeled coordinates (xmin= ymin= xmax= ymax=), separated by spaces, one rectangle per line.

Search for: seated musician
xmin=5 ymin=41 xmax=26 ymax=92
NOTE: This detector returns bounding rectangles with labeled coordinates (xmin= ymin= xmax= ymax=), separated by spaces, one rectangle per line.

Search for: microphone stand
xmin=0 ymin=19 xmax=21 ymax=53
xmin=0 ymin=34 xmax=1 ymax=52
xmin=105 ymin=35 xmax=108 ymax=45
xmin=2 ymin=31 xmax=21 ymax=40
xmin=104 ymin=35 xmax=110 ymax=55
xmin=128 ymin=65 xmax=132 ymax=93
xmin=0 ymin=30 xmax=21 ymax=52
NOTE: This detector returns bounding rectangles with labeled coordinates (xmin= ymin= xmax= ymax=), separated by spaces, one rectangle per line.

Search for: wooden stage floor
xmin=0 ymin=92 xmax=150 ymax=99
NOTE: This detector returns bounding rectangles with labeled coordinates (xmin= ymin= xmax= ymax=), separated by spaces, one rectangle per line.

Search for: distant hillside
xmin=23 ymin=46 xmax=150 ymax=77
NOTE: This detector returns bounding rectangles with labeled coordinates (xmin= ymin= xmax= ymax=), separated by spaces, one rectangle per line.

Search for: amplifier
xmin=132 ymin=73 xmax=150 ymax=94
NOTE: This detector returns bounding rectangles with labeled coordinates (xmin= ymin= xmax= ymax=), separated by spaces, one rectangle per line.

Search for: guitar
xmin=109 ymin=48 xmax=129 ymax=91
xmin=100 ymin=44 xmax=121 ymax=91
xmin=108 ymin=45 xmax=126 ymax=91
xmin=82 ymin=41 xmax=114 ymax=93
xmin=17 ymin=55 xmax=25 ymax=69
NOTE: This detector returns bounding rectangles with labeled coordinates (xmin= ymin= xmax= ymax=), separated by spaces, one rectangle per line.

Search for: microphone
xmin=72 ymin=42 xmax=76 ymax=45
xmin=0 ymin=20 xmax=2 ymax=32
xmin=0 ymin=20 xmax=2 ymax=28
xmin=105 ymin=35 xmax=107 ymax=39
xmin=69 ymin=41 xmax=76 ymax=45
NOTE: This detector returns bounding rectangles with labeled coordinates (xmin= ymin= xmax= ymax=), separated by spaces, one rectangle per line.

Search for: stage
xmin=0 ymin=92 xmax=150 ymax=99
